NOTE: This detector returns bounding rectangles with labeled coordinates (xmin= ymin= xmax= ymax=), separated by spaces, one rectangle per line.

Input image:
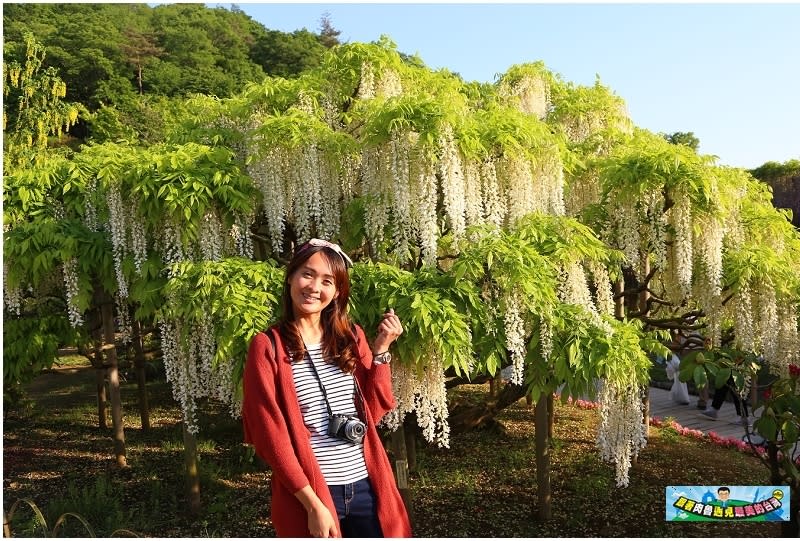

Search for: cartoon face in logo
xmin=772 ymin=489 xmax=784 ymax=500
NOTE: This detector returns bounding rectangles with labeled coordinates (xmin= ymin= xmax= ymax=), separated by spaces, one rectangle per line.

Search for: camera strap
xmin=304 ymin=348 xmax=336 ymax=418
xmin=301 ymin=340 xmax=365 ymax=421
xmin=265 ymin=328 xmax=365 ymax=420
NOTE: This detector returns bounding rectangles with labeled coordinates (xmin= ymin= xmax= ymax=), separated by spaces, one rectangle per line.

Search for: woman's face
xmin=287 ymin=251 xmax=339 ymax=320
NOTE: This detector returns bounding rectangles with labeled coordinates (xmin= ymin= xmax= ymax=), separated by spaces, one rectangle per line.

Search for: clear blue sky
xmin=218 ymin=2 xmax=799 ymax=170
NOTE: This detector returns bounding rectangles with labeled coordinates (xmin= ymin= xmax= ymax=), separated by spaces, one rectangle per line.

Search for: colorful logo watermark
xmin=665 ymin=486 xmax=790 ymax=521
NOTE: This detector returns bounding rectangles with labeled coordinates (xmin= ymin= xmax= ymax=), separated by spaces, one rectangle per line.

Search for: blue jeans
xmin=329 ymin=477 xmax=383 ymax=538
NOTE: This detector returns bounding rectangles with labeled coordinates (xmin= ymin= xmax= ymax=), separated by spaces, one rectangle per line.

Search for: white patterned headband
xmin=297 ymin=238 xmax=353 ymax=267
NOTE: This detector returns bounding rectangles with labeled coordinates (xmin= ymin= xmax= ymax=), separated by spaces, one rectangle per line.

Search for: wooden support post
xmin=535 ymin=393 xmax=551 ymax=520
xmin=131 ymin=319 xmax=151 ymax=431
xmin=99 ymin=289 xmax=126 ymax=467
xmin=183 ymin=424 xmax=202 ymax=515
xmin=390 ymin=425 xmax=414 ymax=526
xmin=95 ymin=367 xmax=108 ymax=430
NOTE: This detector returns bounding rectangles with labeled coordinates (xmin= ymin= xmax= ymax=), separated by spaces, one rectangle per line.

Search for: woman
xmin=242 ymin=239 xmax=412 ymax=538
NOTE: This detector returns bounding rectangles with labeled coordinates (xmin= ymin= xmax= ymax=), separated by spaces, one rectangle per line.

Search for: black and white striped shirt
xmin=291 ymin=342 xmax=368 ymax=485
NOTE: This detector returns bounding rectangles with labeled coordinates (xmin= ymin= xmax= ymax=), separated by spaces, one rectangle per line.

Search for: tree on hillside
xmin=661 ymin=130 xmax=700 ymax=152
xmin=250 ymin=28 xmax=328 ymax=78
xmin=319 ymin=12 xmax=342 ymax=48
xmin=120 ymin=28 xmax=164 ymax=96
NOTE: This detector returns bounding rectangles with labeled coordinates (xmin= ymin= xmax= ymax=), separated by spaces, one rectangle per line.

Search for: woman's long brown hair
xmin=278 ymin=245 xmax=359 ymax=373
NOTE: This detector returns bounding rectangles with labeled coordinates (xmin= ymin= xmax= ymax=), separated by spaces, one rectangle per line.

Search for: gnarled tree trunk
xmin=448 ymin=382 xmax=527 ymax=434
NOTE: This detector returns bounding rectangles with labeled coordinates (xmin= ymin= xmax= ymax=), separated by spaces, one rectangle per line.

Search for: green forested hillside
xmin=2 ymin=3 xmax=333 ymax=108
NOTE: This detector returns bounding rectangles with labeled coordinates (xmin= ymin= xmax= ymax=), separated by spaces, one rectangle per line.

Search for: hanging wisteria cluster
xmin=82 ymin=174 xmax=99 ymax=232
xmin=596 ymin=380 xmax=648 ymax=487
xmin=602 ymin=178 xmax=729 ymax=341
xmin=773 ymin=300 xmax=800 ymax=374
xmin=158 ymin=222 xmax=186 ymax=266
xmin=155 ymin=219 xmax=249 ymax=429
xmin=4 ymin=261 xmax=22 ymax=315
xmin=592 ymin=146 xmax=799 ymax=390
xmin=498 ymin=72 xmax=550 ymax=120
xmin=227 ymin=216 xmax=255 ymax=259
xmin=437 ymin=124 xmax=468 ymax=240
xmin=361 ymin=131 xmax=439 ymax=264
xmin=664 ymin=187 xmax=694 ymax=300
xmin=159 ymin=310 xmax=240 ymax=433
xmin=61 ymin=257 xmax=83 ymax=327
xmin=105 ymin=183 xmax=131 ymax=299
xmin=247 ymin=140 xmax=346 ymax=253
xmin=585 ymin=260 xmax=615 ymax=317
xmin=604 ymin=187 xmax=666 ymax=281
xmin=557 ymin=260 xmax=613 ymax=335
xmin=235 ymin=57 xmax=570 ymax=265
xmin=733 ymin=281 xmax=799 ymax=374
xmin=502 ymin=290 xmax=529 ymax=386
xmin=356 ymin=62 xmax=403 ymax=100
xmin=383 ymin=350 xmax=451 ymax=448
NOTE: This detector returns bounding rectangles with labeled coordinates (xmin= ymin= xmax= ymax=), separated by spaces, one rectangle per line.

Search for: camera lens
xmin=344 ymin=419 xmax=366 ymax=441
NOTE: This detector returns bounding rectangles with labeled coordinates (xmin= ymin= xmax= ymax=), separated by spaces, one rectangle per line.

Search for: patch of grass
xmin=48 ymin=475 xmax=133 ymax=537
xmin=3 ymin=368 xmax=782 ymax=537
xmin=53 ymin=354 xmax=92 ymax=368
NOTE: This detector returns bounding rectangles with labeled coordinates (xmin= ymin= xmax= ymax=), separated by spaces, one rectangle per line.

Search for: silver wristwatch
xmin=372 ymin=351 xmax=392 ymax=365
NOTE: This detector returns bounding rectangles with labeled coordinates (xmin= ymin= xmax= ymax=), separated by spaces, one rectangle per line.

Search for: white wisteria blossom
xmin=503 ymin=290 xmax=527 ymax=385
xmin=586 ymin=260 xmax=615 ymax=317
xmin=666 ymin=189 xmax=693 ymax=300
xmin=356 ymin=61 xmax=376 ymax=100
xmin=606 ymin=194 xmax=642 ymax=277
xmin=228 ymin=214 xmax=255 ymax=259
xmin=105 ymin=183 xmax=129 ymax=298
xmin=462 ymin=161 xmax=484 ymax=227
xmin=248 ymin=146 xmax=288 ymax=253
xmin=596 ymin=380 xmax=648 ymax=487
xmin=499 ymin=73 xmax=549 ymax=119
xmin=480 ymin=160 xmax=506 ymax=227
xmin=62 ymin=257 xmax=83 ymax=327
xmin=437 ymin=124 xmax=467 ymax=240
xmin=694 ymin=213 xmax=725 ymax=297
xmin=383 ymin=353 xmax=451 ymax=448
xmin=199 ymin=211 xmax=224 ymax=261
xmin=412 ymin=158 xmax=439 ymax=266
xmin=83 ymin=174 xmax=99 ymax=232
xmin=4 ymin=262 xmax=22 ymax=315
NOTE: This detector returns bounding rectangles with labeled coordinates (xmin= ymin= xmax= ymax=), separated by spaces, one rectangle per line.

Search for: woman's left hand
xmin=373 ymin=308 xmax=403 ymax=353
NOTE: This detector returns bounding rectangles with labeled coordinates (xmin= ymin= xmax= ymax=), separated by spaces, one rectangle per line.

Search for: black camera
xmin=327 ymin=414 xmax=366 ymax=444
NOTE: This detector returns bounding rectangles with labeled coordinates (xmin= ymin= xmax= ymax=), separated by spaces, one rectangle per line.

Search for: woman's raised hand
xmin=373 ymin=308 xmax=403 ymax=353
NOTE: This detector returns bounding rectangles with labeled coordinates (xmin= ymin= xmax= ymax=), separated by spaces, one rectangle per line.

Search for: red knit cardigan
xmin=242 ymin=324 xmax=412 ymax=538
